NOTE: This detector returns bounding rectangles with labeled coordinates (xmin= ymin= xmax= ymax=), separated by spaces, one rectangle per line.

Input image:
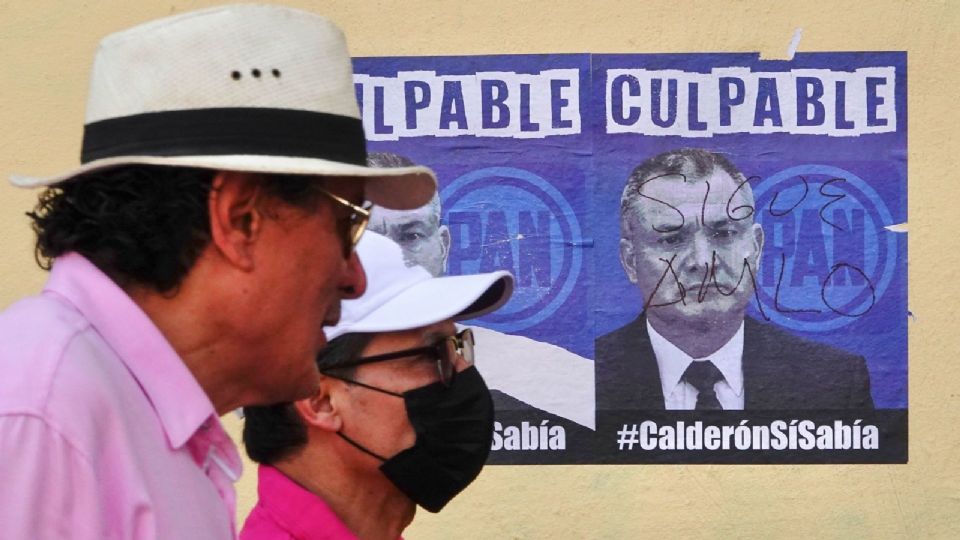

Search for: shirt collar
xmin=257 ymin=465 xmax=358 ymax=539
xmin=646 ymin=319 xmax=745 ymax=399
xmin=43 ymin=253 xmax=216 ymax=449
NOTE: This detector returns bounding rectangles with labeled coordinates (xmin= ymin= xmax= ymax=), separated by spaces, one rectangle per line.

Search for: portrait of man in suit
xmin=595 ymin=148 xmax=874 ymax=412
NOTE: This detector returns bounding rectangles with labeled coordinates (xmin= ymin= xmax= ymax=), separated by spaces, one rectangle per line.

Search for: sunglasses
xmin=318 ymin=188 xmax=372 ymax=257
xmin=322 ymin=329 xmax=475 ymax=387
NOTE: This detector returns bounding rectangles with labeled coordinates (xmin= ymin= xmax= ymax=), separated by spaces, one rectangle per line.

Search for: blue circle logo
xmin=441 ymin=167 xmax=583 ymax=332
xmin=751 ymin=164 xmax=897 ymax=332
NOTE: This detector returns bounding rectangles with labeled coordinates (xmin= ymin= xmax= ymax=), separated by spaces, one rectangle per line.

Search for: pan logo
xmin=751 ymin=164 xmax=899 ymax=332
xmin=442 ymin=167 xmax=583 ymax=332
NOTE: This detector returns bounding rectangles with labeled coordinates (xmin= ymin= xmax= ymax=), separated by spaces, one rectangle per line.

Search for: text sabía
xmin=491 ymin=421 xmax=567 ymax=451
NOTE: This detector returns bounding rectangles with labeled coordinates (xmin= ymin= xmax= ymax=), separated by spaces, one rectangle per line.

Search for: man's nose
xmin=339 ymin=249 xmax=366 ymax=299
xmin=683 ymin=233 xmax=712 ymax=273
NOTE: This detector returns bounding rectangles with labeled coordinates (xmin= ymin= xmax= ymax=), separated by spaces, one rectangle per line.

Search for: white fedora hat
xmin=9 ymin=4 xmax=436 ymax=210
xmin=326 ymin=232 xmax=514 ymax=341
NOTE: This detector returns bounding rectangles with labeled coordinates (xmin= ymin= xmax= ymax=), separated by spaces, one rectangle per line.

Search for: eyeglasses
xmin=318 ymin=188 xmax=371 ymax=257
xmin=322 ymin=329 xmax=475 ymax=387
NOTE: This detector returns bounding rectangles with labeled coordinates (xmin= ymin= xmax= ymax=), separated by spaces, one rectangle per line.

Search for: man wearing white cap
xmin=366 ymin=152 xmax=596 ymax=429
xmin=0 ymin=5 xmax=435 ymax=539
xmin=241 ymin=232 xmax=513 ymax=539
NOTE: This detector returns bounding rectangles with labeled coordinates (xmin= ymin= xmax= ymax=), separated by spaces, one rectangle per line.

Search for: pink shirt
xmin=0 ymin=253 xmax=242 ymax=539
xmin=241 ymin=466 xmax=358 ymax=540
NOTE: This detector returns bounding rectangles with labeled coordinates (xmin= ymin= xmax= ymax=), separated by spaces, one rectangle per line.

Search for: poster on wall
xmin=353 ymin=51 xmax=907 ymax=464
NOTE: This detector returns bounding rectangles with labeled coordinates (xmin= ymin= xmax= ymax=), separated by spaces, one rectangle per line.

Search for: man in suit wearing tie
xmin=595 ymin=148 xmax=874 ymax=412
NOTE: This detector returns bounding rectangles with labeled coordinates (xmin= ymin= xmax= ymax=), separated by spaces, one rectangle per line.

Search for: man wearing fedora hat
xmin=0 ymin=5 xmax=435 ymax=539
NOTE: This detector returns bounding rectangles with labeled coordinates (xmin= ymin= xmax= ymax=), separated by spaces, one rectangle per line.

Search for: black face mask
xmin=336 ymin=366 xmax=494 ymax=512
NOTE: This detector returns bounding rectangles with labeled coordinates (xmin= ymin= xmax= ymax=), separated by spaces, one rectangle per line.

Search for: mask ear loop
xmin=337 ymin=431 xmax=389 ymax=462
xmin=322 ymin=371 xmax=401 ymax=462
xmin=322 ymin=371 xmax=404 ymax=398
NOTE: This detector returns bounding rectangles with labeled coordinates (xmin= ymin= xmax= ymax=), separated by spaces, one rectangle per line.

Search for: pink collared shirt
xmin=241 ymin=466 xmax=359 ymax=540
xmin=0 ymin=253 xmax=242 ymax=539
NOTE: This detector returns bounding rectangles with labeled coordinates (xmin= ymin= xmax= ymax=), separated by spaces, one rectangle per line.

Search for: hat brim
xmin=328 ymin=271 xmax=514 ymax=339
xmin=9 ymin=153 xmax=436 ymax=210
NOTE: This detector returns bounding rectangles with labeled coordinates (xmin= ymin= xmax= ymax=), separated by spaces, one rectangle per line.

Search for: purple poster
xmin=353 ymin=52 xmax=907 ymax=464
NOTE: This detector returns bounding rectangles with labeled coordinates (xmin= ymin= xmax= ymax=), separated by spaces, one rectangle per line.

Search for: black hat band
xmin=81 ymin=107 xmax=368 ymax=166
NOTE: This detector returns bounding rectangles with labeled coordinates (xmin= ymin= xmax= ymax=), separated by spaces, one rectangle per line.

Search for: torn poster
xmin=353 ymin=52 xmax=906 ymax=464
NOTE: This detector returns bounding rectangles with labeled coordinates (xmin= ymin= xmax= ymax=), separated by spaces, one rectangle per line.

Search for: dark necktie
xmin=682 ymin=360 xmax=724 ymax=410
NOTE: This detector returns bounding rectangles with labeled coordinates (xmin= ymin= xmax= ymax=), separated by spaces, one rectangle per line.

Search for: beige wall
xmin=1 ymin=1 xmax=957 ymax=538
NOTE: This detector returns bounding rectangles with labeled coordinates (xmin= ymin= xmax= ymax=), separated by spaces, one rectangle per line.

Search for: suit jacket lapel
xmin=630 ymin=315 xmax=666 ymax=410
xmin=742 ymin=317 xmax=781 ymax=409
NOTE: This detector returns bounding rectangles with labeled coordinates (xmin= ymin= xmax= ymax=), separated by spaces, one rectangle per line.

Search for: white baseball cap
xmin=326 ymin=232 xmax=514 ymax=340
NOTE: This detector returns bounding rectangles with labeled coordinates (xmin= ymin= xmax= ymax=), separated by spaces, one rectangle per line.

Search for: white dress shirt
xmin=646 ymin=320 xmax=745 ymax=410
xmin=466 ymin=325 xmax=595 ymax=429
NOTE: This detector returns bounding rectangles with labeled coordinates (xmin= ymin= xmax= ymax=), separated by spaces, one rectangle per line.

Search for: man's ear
xmin=749 ymin=222 xmax=765 ymax=270
xmin=208 ymin=171 xmax=265 ymax=271
xmin=620 ymin=236 xmax=639 ymax=284
xmin=438 ymin=224 xmax=451 ymax=272
xmin=292 ymin=376 xmax=343 ymax=433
